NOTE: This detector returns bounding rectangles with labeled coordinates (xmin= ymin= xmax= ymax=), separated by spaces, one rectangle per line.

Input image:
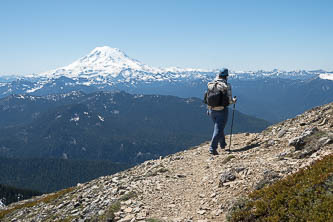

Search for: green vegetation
xmin=0 ymin=91 xmax=270 ymax=165
xmin=0 ymin=187 xmax=75 ymax=220
xmin=228 ymin=154 xmax=333 ymax=221
xmin=119 ymin=191 xmax=137 ymax=201
xmin=146 ymin=219 xmax=165 ymax=222
xmin=222 ymin=155 xmax=236 ymax=164
xmin=145 ymin=166 xmax=169 ymax=177
xmin=104 ymin=201 xmax=121 ymax=221
xmin=0 ymin=184 xmax=41 ymax=205
xmin=92 ymin=201 xmax=121 ymax=222
xmin=0 ymin=157 xmax=130 ymax=193
xmin=91 ymin=192 xmax=137 ymax=221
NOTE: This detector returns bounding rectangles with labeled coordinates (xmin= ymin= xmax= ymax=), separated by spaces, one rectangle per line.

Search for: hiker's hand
xmin=233 ymin=96 xmax=237 ymax=103
xmin=206 ymin=110 xmax=210 ymax=116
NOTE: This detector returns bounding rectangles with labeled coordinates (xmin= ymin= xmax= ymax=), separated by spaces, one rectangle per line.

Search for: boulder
xmin=219 ymin=170 xmax=236 ymax=186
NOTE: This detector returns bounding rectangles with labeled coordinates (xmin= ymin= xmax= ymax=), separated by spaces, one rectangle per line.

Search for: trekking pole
xmin=228 ymin=97 xmax=236 ymax=151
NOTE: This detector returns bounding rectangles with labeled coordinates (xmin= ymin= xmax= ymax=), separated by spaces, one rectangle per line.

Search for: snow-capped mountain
xmin=1 ymin=46 xmax=333 ymax=122
xmin=39 ymin=46 xmax=162 ymax=78
xmin=22 ymin=45 xmax=332 ymax=85
xmin=33 ymin=46 xmax=210 ymax=85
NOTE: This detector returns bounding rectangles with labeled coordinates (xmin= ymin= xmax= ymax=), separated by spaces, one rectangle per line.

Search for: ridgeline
xmin=1 ymin=102 xmax=333 ymax=221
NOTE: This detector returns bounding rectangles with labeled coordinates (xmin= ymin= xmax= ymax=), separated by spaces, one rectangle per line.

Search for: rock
xmin=197 ymin=210 xmax=206 ymax=215
xmin=219 ymin=170 xmax=236 ymax=186
xmin=73 ymin=201 xmax=81 ymax=208
xmin=136 ymin=211 xmax=148 ymax=220
xmin=210 ymin=193 xmax=217 ymax=198
xmin=318 ymin=118 xmax=328 ymax=126
xmin=71 ymin=209 xmax=79 ymax=214
xmin=215 ymin=209 xmax=223 ymax=216
xmin=295 ymin=145 xmax=322 ymax=159
xmin=301 ymin=127 xmax=318 ymax=137
xmin=176 ymin=174 xmax=186 ymax=178
xmin=288 ymin=127 xmax=318 ymax=150
xmin=173 ymin=217 xmax=186 ymax=222
xmin=265 ymin=139 xmax=275 ymax=148
xmin=276 ymin=152 xmax=288 ymax=160
xmin=255 ymin=170 xmax=281 ymax=190
xmin=318 ymin=137 xmax=332 ymax=146
xmin=57 ymin=203 xmax=65 ymax=209
xmin=289 ymin=133 xmax=307 ymax=150
xmin=131 ymin=207 xmax=139 ymax=213
xmin=124 ymin=207 xmax=133 ymax=213
xmin=111 ymin=188 xmax=118 ymax=194
xmin=114 ymin=211 xmax=122 ymax=217
xmin=91 ymin=185 xmax=98 ymax=190
xmin=277 ymin=128 xmax=287 ymax=138
xmin=118 ymin=215 xmax=134 ymax=222
xmin=0 ymin=200 xmax=5 ymax=210
xmin=119 ymin=189 xmax=126 ymax=195
xmin=235 ymin=167 xmax=246 ymax=173
xmin=124 ymin=200 xmax=132 ymax=205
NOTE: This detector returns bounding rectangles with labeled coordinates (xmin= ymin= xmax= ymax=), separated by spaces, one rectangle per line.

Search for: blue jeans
xmin=209 ymin=108 xmax=229 ymax=152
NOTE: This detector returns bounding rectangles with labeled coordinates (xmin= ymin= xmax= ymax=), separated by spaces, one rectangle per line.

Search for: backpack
xmin=204 ymin=82 xmax=229 ymax=107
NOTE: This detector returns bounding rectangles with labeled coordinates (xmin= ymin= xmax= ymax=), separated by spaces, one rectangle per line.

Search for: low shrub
xmin=0 ymin=187 xmax=75 ymax=220
xmin=228 ymin=154 xmax=333 ymax=221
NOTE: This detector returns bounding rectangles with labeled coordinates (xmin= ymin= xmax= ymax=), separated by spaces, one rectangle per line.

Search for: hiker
xmin=204 ymin=68 xmax=237 ymax=155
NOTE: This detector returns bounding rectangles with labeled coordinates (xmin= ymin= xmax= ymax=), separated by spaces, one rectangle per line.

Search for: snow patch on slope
xmin=319 ymin=73 xmax=333 ymax=81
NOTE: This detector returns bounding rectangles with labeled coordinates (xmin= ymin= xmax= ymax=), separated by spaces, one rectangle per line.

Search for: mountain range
xmin=0 ymin=91 xmax=269 ymax=162
xmin=0 ymin=91 xmax=269 ymax=193
xmin=1 ymin=46 xmax=333 ymax=122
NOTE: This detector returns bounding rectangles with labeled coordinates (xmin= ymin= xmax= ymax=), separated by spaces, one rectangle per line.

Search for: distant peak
xmin=90 ymin=46 xmax=126 ymax=56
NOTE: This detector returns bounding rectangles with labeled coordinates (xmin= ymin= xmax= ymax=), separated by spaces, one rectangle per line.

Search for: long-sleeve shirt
xmin=207 ymin=78 xmax=235 ymax=111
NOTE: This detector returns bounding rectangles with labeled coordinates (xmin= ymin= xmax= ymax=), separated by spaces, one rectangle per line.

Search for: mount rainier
xmin=16 ymin=46 xmax=333 ymax=87
xmin=30 ymin=46 xmax=212 ymax=85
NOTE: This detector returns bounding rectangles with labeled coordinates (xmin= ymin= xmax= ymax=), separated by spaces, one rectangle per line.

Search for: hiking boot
xmin=209 ymin=150 xmax=219 ymax=155
xmin=220 ymin=143 xmax=227 ymax=150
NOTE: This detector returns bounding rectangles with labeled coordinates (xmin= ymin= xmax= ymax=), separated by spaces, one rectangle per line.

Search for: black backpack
xmin=204 ymin=82 xmax=229 ymax=107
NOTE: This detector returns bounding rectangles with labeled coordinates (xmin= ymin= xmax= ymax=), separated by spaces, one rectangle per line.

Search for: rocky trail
xmin=1 ymin=103 xmax=333 ymax=222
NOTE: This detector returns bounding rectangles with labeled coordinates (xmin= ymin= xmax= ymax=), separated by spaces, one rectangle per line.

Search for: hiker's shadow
xmin=228 ymin=143 xmax=260 ymax=152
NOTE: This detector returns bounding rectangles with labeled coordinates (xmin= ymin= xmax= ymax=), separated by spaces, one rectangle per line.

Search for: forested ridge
xmin=0 ymin=157 xmax=130 ymax=193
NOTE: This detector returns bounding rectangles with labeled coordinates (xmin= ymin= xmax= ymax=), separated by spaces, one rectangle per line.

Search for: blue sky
xmin=0 ymin=0 xmax=332 ymax=75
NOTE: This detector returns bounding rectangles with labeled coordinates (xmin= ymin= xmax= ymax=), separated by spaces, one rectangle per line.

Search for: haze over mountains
xmin=1 ymin=46 xmax=333 ymax=122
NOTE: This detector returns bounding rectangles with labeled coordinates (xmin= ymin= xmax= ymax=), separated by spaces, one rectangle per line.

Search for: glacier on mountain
xmin=39 ymin=46 xmax=163 ymax=79
xmin=319 ymin=73 xmax=333 ymax=81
